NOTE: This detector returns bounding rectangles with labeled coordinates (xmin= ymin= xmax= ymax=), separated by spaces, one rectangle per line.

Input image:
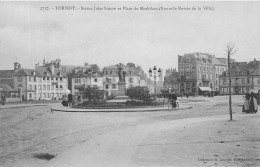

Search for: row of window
xmin=104 ymin=70 xmax=136 ymax=75
xmin=28 ymin=84 xmax=64 ymax=90
xmin=180 ymin=66 xmax=228 ymax=73
xmin=105 ymin=84 xmax=117 ymax=89
xmin=26 ymin=76 xmax=65 ymax=82
xmin=221 ymin=78 xmax=251 ymax=85
xmin=180 ymin=66 xmax=196 ymax=71
xmin=104 ymin=77 xmax=135 ymax=83
xmin=216 ymin=67 xmax=227 ymax=72
xmin=221 ymin=87 xmax=250 ymax=94
xmin=74 ymin=78 xmax=98 ymax=83
xmin=29 ymin=93 xmax=64 ymax=99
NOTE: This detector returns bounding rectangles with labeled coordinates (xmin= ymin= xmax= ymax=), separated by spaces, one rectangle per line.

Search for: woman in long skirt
xmin=242 ymin=92 xmax=250 ymax=113
xmin=249 ymin=91 xmax=258 ymax=113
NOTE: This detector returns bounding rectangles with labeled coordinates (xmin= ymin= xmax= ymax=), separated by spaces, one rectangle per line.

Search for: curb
xmin=50 ymin=107 xmax=170 ymax=112
xmin=0 ymin=104 xmax=48 ymax=110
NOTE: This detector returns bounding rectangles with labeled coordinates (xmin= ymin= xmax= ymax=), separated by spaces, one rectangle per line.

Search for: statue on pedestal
xmin=117 ymin=63 xmax=125 ymax=82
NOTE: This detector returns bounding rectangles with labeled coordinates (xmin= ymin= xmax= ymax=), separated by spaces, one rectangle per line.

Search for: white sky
xmin=0 ymin=1 xmax=260 ymax=74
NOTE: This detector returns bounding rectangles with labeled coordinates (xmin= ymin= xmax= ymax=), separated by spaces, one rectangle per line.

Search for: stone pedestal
xmin=117 ymin=82 xmax=126 ymax=96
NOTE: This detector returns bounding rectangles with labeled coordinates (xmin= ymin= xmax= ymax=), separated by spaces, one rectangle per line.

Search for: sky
xmin=0 ymin=1 xmax=260 ymax=74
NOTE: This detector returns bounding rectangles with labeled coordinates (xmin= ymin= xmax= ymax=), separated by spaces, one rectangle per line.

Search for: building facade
xmin=178 ymin=53 xmax=228 ymax=94
xmin=163 ymin=68 xmax=179 ymax=93
xmin=102 ymin=63 xmax=148 ymax=96
xmin=219 ymin=59 xmax=260 ymax=95
xmin=71 ymin=67 xmax=103 ymax=96
xmin=12 ymin=61 xmax=68 ymax=100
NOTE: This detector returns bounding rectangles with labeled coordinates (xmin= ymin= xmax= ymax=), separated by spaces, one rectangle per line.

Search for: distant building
xmin=0 ymin=84 xmax=19 ymax=99
xmin=102 ymin=63 xmax=147 ymax=96
xmin=0 ymin=63 xmax=21 ymax=100
xmin=12 ymin=60 xmax=68 ymax=100
xmin=212 ymin=58 xmax=228 ymax=91
xmin=219 ymin=58 xmax=260 ymax=95
xmin=71 ymin=64 xmax=103 ymax=96
xmin=0 ymin=69 xmax=15 ymax=88
xmin=163 ymin=68 xmax=179 ymax=93
xmin=178 ymin=53 xmax=228 ymax=94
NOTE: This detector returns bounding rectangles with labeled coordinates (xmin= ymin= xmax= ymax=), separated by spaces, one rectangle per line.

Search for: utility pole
xmin=225 ymin=43 xmax=237 ymax=121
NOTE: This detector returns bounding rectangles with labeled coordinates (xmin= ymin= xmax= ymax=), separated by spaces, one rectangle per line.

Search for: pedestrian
xmin=169 ymin=90 xmax=178 ymax=109
xmin=1 ymin=95 xmax=6 ymax=105
xmin=242 ymin=91 xmax=251 ymax=113
xmin=249 ymin=89 xmax=258 ymax=113
xmin=68 ymin=93 xmax=73 ymax=107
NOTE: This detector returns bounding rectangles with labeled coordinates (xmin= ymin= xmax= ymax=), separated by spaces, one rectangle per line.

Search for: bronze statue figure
xmin=123 ymin=71 xmax=126 ymax=82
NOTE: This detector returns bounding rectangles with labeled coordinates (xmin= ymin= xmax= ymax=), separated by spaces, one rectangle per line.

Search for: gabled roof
xmin=0 ymin=79 xmax=14 ymax=88
xmin=0 ymin=84 xmax=16 ymax=92
xmin=13 ymin=67 xmax=67 ymax=77
xmin=0 ymin=70 xmax=14 ymax=78
xmin=252 ymin=65 xmax=260 ymax=75
xmin=212 ymin=58 xmax=227 ymax=65
xmin=220 ymin=61 xmax=260 ymax=77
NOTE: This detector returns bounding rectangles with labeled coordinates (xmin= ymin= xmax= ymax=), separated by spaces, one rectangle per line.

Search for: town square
xmin=0 ymin=1 xmax=260 ymax=167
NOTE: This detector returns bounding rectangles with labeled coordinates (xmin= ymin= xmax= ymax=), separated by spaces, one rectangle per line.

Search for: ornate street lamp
xmin=149 ymin=66 xmax=162 ymax=94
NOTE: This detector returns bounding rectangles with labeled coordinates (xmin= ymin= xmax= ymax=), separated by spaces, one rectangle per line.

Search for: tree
xmin=126 ymin=86 xmax=151 ymax=102
xmin=225 ymin=43 xmax=238 ymax=121
xmin=81 ymin=85 xmax=105 ymax=103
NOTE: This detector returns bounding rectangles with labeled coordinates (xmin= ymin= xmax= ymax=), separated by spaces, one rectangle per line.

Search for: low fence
xmin=6 ymin=98 xmax=21 ymax=102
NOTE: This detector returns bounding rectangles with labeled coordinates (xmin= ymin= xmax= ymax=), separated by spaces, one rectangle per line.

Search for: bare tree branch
xmin=225 ymin=43 xmax=237 ymax=55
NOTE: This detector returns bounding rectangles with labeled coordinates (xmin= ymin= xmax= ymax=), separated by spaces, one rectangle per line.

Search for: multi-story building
xmin=212 ymin=58 xmax=228 ymax=91
xmin=178 ymin=53 xmax=228 ymax=94
xmin=12 ymin=61 xmax=68 ymax=100
xmin=71 ymin=65 xmax=103 ymax=96
xmin=163 ymin=68 xmax=179 ymax=92
xmin=219 ymin=59 xmax=260 ymax=95
xmin=102 ymin=63 xmax=147 ymax=96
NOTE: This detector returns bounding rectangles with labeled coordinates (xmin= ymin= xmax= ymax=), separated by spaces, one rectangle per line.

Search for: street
xmin=0 ymin=96 xmax=259 ymax=167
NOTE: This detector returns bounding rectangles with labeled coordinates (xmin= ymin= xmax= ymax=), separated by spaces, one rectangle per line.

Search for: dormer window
xmin=44 ymin=71 xmax=50 ymax=76
xmin=58 ymin=72 xmax=62 ymax=77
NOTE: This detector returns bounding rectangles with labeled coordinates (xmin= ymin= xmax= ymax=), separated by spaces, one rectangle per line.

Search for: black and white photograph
xmin=0 ymin=1 xmax=260 ymax=167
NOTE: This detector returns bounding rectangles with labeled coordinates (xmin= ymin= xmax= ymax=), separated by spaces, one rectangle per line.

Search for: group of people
xmin=61 ymin=93 xmax=73 ymax=107
xmin=242 ymin=90 xmax=258 ymax=113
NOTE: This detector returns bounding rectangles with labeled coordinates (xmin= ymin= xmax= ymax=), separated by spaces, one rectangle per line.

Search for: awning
xmin=199 ymin=87 xmax=212 ymax=91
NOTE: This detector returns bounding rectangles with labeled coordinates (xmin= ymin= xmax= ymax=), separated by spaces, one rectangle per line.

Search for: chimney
xmin=35 ymin=64 xmax=38 ymax=69
xmin=51 ymin=63 xmax=55 ymax=74
xmin=14 ymin=62 xmax=19 ymax=72
xmin=18 ymin=64 xmax=21 ymax=71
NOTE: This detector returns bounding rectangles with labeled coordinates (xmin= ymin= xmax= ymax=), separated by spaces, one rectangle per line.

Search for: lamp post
xmin=149 ymin=66 xmax=162 ymax=94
